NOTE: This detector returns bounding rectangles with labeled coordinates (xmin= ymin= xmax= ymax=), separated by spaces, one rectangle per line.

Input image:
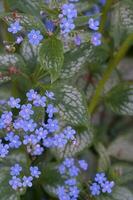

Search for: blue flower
xmin=53 ymin=133 xmax=67 ymax=148
xmin=74 ymin=35 xmax=81 ymax=46
xmin=88 ymin=18 xmax=100 ymax=31
xmin=69 ymin=186 xmax=79 ymax=198
xmin=101 ymin=181 xmax=115 ymax=193
xmin=60 ymin=18 xmax=75 ymax=35
xmin=16 ymin=36 xmax=23 ymax=44
xmin=45 ymin=19 xmax=55 ymax=32
xmin=10 ymin=164 xmax=22 ymax=176
xmin=78 ymin=160 xmax=88 ymax=171
xmin=65 ymin=178 xmax=77 ymax=186
xmin=5 ymin=131 xmax=14 ymax=141
xmin=95 ymin=172 xmax=107 ymax=184
xmin=8 ymin=97 xmax=20 ymax=108
xmin=0 ymin=118 xmax=5 ymax=129
xmin=63 ymin=158 xmax=74 ymax=168
xmin=19 ymin=104 xmax=34 ymax=120
xmin=23 ymin=134 xmax=38 ymax=145
xmin=46 ymin=119 xmax=59 ymax=132
xmin=56 ymin=186 xmax=70 ymax=200
xmin=99 ymin=0 xmax=106 ymax=6
xmin=43 ymin=137 xmax=53 ymax=147
xmin=22 ymin=176 xmax=33 ymax=187
xmin=33 ymin=95 xmax=46 ymax=107
xmin=63 ymin=126 xmax=76 ymax=140
xmin=60 ymin=4 xmax=77 ymax=19
xmin=22 ymin=119 xmax=37 ymax=132
xmin=46 ymin=104 xmax=58 ymax=118
xmin=35 ymin=127 xmax=48 ymax=140
xmin=26 ymin=89 xmax=38 ymax=101
xmin=28 ymin=30 xmax=43 ymax=45
xmin=90 ymin=182 xmax=101 ymax=196
xmin=68 ymin=166 xmax=79 ymax=177
xmin=13 ymin=118 xmax=25 ymax=130
xmin=1 ymin=111 xmax=12 ymax=127
xmin=58 ymin=164 xmax=66 ymax=175
xmin=0 ymin=140 xmax=9 ymax=158
xmin=9 ymin=135 xmax=22 ymax=149
xmin=8 ymin=21 xmax=22 ymax=34
xmin=45 ymin=91 xmax=55 ymax=99
xmin=91 ymin=32 xmax=102 ymax=46
xmin=9 ymin=176 xmax=22 ymax=190
xmin=30 ymin=166 xmax=41 ymax=178
xmin=5 ymin=132 xmax=22 ymax=148
xmin=32 ymin=144 xmax=44 ymax=156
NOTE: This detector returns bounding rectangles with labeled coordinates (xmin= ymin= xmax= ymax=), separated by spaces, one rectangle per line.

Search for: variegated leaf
xmin=39 ymin=37 xmax=64 ymax=82
xmin=108 ymin=132 xmax=133 ymax=162
xmin=105 ymin=83 xmax=133 ymax=115
xmin=97 ymin=187 xmax=133 ymax=200
xmin=53 ymin=84 xmax=89 ymax=126
xmin=61 ymin=43 xmax=109 ymax=79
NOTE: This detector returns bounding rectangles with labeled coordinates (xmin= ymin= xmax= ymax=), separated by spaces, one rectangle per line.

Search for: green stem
xmin=88 ymin=33 xmax=133 ymax=114
xmin=99 ymin=0 xmax=113 ymax=33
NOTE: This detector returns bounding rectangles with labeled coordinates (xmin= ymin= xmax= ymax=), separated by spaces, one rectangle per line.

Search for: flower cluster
xmin=0 ymin=89 xmax=77 ymax=191
xmin=0 ymin=89 xmax=77 ymax=157
xmin=8 ymin=21 xmax=43 ymax=45
xmin=9 ymin=164 xmax=41 ymax=190
xmin=85 ymin=0 xmax=106 ymax=46
xmin=90 ymin=172 xmax=115 ymax=196
xmin=56 ymin=157 xmax=88 ymax=200
xmin=88 ymin=17 xmax=102 ymax=46
xmin=59 ymin=3 xmax=77 ymax=36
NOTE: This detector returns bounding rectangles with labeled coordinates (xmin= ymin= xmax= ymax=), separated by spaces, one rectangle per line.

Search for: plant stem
xmin=88 ymin=33 xmax=133 ymax=114
xmin=99 ymin=0 xmax=113 ymax=33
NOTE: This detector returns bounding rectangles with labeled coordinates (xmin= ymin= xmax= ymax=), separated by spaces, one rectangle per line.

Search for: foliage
xmin=0 ymin=0 xmax=133 ymax=200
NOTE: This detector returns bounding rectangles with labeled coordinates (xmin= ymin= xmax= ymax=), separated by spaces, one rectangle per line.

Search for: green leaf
xmin=39 ymin=37 xmax=64 ymax=82
xmin=5 ymin=0 xmax=43 ymax=16
xmin=110 ymin=0 xmax=133 ymax=47
xmin=105 ymin=83 xmax=133 ymax=115
xmin=111 ymin=163 xmax=133 ymax=185
xmin=97 ymin=186 xmax=133 ymax=200
xmin=107 ymin=132 xmax=133 ymax=162
xmin=39 ymin=163 xmax=63 ymax=197
xmin=20 ymin=40 xmax=39 ymax=73
xmin=96 ymin=143 xmax=111 ymax=172
xmin=52 ymin=83 xmax=89 ymax=126
xmin=61 ymin=43 xmax=109 ymax=80
xmin=51 ymin=128 xmax=93 ymax=159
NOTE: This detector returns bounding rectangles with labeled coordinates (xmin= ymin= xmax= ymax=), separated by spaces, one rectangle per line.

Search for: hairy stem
xmin=99 ymin=0 xmax=113 ymax=33
xmin=88 ymin=34 xmax=133 ymax=114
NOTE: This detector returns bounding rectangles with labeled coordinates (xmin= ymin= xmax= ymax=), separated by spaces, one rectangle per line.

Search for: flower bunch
xmin=90 ymin=172 xmax=115 ymax=196
xmin=0 ymin=89 xmax=78 ymax=191
xmin=59 ymin=3 xmax=77 ymax=36
xmin=8 ymin=21 xmax=43 ymax=45
xmin=56 ymin=157 xmax=88 ymax=200
xmin=9 ymin=164 xmax=41 ymax=190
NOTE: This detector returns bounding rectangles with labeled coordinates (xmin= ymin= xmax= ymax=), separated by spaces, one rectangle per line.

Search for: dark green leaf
xmin=105 ymin=83 xmax=133 ymax=115
xmin=96 ymin=143 xmax=111 ymax=172
xmin=39 ymin=37 xmax=64 ymax=82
